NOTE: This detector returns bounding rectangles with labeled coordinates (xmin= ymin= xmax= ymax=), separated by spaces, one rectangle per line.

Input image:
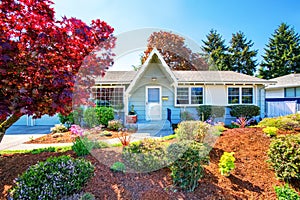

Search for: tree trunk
xmin=0 ymin=113 xmax=22 ymax=143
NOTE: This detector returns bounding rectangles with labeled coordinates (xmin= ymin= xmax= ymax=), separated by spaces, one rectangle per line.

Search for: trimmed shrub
xmin=95 ymin=106 xmax=114 ymax=127
xmin=175 ymin=121 xmax=211 ymax=143
xmin=180 ymin=110 xmax=195 ymax=121
xmin=268 ymin=134 xmax=300 ymax=181
xmin=122 ymin=138 xmax=168 ymax=172
xmin=168 ymin=141 xmax=210 ymax=191
xmin=197 ymin=105 xmax=225 ymax=121
xmin=72 ymin=137 xmax=94 ymax=156
xmin=12 ymin=155 xmax=94 ymax=200
xmin=258 ymin=115 xmax=300 ymax=130
xmin=219 ymin=152 xmax=235 ymax=176
xmin=274 ymin=184 xmax=300 ymax=200
xmin=83 ymin=107 xmax=99 ymax=128
xmin=110 ymin=162 xmax=126 ymax=173
xmin=50 ymin=124 xmax=68 ymax=133
xmin=229 ymin=105 xmax=260 ymax=119
xmin=262 ymin=126 xmax=278 ymax=137
xmin=107 ymin=119 xmax=123 ymax=131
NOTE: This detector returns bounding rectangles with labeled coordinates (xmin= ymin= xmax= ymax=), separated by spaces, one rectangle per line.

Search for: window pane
xmin=285 ymin=88 xmax=295 ymax=97
xmin=242 ymin=88 xmax=253 ymax=104
xmin=228 ymin=88 xmax=239 ymax=104
xmin=92 ymin=87 xmax=124 ymax=109
xmin=191 ymin=87 xmax=203 ymax=104
xmin=296 ymin=87 xmax=300 ymax=97
xmin=177 ymin=87 xmax=189 ymax=104
xmin=148 ymin=88 xmax=160 ymax=103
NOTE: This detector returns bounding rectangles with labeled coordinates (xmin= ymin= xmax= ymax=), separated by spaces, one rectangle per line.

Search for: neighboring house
xmin=265 ymin=74 xmax=300 ymax=117
xmin=94 ymin=49 xmax=273 ymax=125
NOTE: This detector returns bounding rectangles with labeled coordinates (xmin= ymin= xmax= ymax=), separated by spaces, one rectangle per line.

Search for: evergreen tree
xmin=258 ymin=23 xmax=300 ymax=79
xmin=201 ymin=29 xmax=231 ymax=71
xmin=228 ymin=31 xmax=258 ymax=75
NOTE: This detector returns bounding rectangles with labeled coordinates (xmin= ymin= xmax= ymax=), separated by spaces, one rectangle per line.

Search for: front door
xmin=146 ymin=86 xmax=162 ymax=120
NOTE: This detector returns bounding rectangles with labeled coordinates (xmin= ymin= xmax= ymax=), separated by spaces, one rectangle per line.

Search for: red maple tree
xmin=142 ymin=31 xmax=208 ymax=71
xmin=0 ymin=0 xmax=115 ymax=142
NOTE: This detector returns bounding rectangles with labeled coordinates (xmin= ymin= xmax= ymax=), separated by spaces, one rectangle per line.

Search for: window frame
xmin=285 ymin=87 xmax=300 ymax=97
xmin=175 ymin=86 xmax=204 ymax=106
xmin=91 ymin=86 xmax=125 ymax=110
xmin=227 ymin=86 xmax=254 ymax=105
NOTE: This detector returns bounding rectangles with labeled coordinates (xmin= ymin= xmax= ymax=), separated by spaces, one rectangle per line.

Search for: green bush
xmin=219 ymin=152 xmax=235 ymax=176
xmin=93 ymin=141 xmax=110 ymax=149
xmin=122 ymin=138 xmax=168 ymax=172
xmin=110 ymin=162 xmax=126 ymax=173
xmin=268 ymin=134 xmax=300 ymax=181
xmin=258 ymin=115 xmax=300 ymax=131
xmin=175 ymin=121 xmax=211 ymax=143
xmin=262 ymin=126 xmax=278 ymax=137
xmin=197 ymin=105 xmax=225 ymax=121
xmin=12 ymin=155 xmax=94 ymax=199
xmin=107 ymin=119 xmax=123 ymax=131
xmin=80 ymin=192 xmax=95 ymax=200
xmin=180 ymin=110 xmax=195 ymax=121
xmin=72 ymin=137 xmax=94 ymax=156
xmin=168 ymin=141 xmax=210 ymax=191
xmin=274 ymin=184 xmax=300 ymax=200
xmin=50 ymin=124 xmax=68 ymax=133
xmin=95 ymin=106 xmax=114 ymax=126
xmin=229 ymin=105 xmax=260 ymax=119
xmin=58 ymin=108 xmax=84 ymax=128
xmin=83 ymin=107 xmax=99 ymax=128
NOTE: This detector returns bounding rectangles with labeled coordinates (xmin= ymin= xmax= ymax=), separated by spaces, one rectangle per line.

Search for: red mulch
xmin=2 ymin=128 xmax=299 ymax=199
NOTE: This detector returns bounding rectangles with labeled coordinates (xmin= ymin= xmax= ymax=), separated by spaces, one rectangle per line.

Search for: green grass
xmin=0 ymin=145 xmax=72 ymax=155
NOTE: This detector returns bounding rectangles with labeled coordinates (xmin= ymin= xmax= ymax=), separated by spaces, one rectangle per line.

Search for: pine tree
xmin=201 ymin=29 xmax=231 ymax=71
xmin=228 ymin=31 xmax=258 ymax=75
xmin=258 ymin=23 xmax=300 ymax=79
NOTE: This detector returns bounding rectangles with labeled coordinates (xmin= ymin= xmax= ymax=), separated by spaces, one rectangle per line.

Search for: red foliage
xmin=0 ymin=0 xmax=115 ymax=122
xmin=142 ymin=31 xmax=208 ymax=71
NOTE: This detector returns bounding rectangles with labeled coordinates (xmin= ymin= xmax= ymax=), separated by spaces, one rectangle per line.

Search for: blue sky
xmin=52 ymin=0 xmax=300 ymax=70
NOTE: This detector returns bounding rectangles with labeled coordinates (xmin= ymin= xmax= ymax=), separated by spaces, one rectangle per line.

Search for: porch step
xmin=136 ymin=120 xmax=173 ymax=137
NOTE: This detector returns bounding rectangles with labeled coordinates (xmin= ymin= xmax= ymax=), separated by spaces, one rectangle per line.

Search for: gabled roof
xmin=95 ymin=71 xmax=137 ymax=84
xmin=266 ymin=74 xmax=300 ymax=89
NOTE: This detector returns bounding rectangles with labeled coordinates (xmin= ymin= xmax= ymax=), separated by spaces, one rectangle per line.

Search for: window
xmin=285 ymin=87 xmax=300 ymax=97
xmin=92 ymin=87 xmax=124 ymax=109
xmin=176 ymin=87 xmax=203 ymax=105
xmin=228 ymin=87 xmax=253 ymax=104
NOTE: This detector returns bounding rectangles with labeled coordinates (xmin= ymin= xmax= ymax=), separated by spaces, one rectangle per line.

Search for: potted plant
xmin=126 ymin=105 xmax=137 ymax=123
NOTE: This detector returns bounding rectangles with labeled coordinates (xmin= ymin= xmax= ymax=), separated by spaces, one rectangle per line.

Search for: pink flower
xmin=70 ymin=125 xmax=84 ymax=137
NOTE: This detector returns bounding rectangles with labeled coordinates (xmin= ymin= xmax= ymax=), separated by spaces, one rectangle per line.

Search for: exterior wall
xmin=266 ymin=88 xmax=284 ymax=98
xmin=205 ymin=85 xmax=227 ymax=105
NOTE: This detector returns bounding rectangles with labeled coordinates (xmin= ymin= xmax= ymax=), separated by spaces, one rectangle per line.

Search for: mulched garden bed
xmin=2 ymin=127 xmax=298 ymax=199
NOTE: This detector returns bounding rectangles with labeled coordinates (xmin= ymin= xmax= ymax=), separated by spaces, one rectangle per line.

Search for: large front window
xmin=228 ymin=87 xmax=253 ymax=104
xmin=176 ymin=87 xmax=203 ymax=105
xmin=285 ymin=87 xmax=300 ymax=97
xmin=92 ymin=87 xmax=124 ymax=109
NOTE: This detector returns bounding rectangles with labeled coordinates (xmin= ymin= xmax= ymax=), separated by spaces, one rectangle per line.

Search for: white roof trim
xmin=125 ymin=48 xmax=178 ymax=95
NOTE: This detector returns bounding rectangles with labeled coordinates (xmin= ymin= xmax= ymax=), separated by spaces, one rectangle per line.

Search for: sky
xmin=52 ymin=0 xmax=300 ymax=71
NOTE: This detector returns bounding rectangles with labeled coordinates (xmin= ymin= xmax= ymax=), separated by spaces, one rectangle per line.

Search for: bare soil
xmin=2 ymin=128 xmax=299 ymax=199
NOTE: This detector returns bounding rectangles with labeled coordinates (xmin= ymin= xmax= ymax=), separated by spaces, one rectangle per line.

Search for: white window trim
xmin=227 ymin=86 xmax=254 ymax=105
xmin=91 ymin=86 xmax=125 ymax=109
xmin=175 ymin=86 xmax=204 ymax=107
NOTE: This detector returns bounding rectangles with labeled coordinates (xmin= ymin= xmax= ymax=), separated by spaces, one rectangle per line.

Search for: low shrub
xmin=72 ymin=137 xmax=94 ymax=156
xmin=175 ymin=120 xmax=211 ymax=143
xmin=161 ymin=134 xmax=177 ymax=141
xmin=262 ymin=126 xmax=278 ymax=137
xmin=268 ymin=134 xmax=300 ymax=181
xmin=122 ymin=138 xmax=168 ymax=172
xmin=214 ymin=124 xmax=227 ymax=133
xmin=168 ymin=141 xmax=210 ymax=191
xmin=197 ymin=105 xmax=225 ymax=121
xmin=219 ymin=152 xmax=235 ymax=176
xmin=83 ymin=107 xmax=99 ymax=128
xmin=80 ymin=192 xmax=95 ymax=200
xmin=93 ymin=141 xmax=110 ymax=149
xmin=180 ymin=110 xmax=195 ymax=121
xmin=11 ymin=155 xmax=94 ymax=199
xmin=110 ymin=162 xmax=126 ymax=173
xmin=50 ymin=124 xmax=68 ymax=133
xmin=107 ymin=119 xmax=123 ymax=131
xmin=229 ymin=105 xmax=260 ymax=119
xmin=258 ymin=114 xmax=300 ymax=131
xmin=58 ymin=108 xmax=84 ymax=128
xmin=274 ymin=184 xmax=300 ymax=200
xmin=95 ymin=106 xmax=114 ymax=127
